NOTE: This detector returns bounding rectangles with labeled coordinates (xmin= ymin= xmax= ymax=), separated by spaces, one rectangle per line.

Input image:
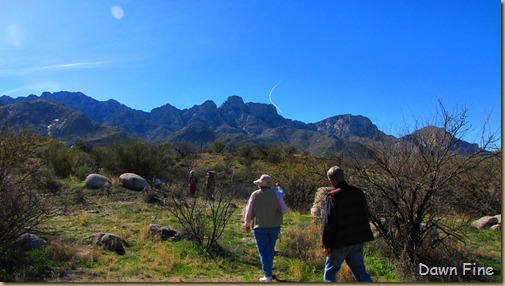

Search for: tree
xmin=102 ymin=140 xmax=175 ymax=181
xmin=174 ymin=141 xmax=195 ymax=159
xmin=236 ymin=143 xmax=256 ymax=167
xmin=348 ymin=101 xmax=499 ymax=270
xmin=45 ymin=140 xmax=85 ymax=178
xmin=270 ymin=154 xmax=330 ymax=212
xmin=208 ymin=140 xmax=226 ymax=154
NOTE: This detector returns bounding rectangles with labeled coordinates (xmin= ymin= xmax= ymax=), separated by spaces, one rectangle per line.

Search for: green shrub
xmin=75 ymin=165 xmax=93 ymax=181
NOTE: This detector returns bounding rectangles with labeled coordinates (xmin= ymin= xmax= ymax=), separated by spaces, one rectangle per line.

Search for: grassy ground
xmin=6 ymin=180 xmax=502 ymax=283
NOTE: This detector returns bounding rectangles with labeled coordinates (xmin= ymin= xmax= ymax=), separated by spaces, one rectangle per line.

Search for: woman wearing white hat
xmin=244 ymin=174 xmax=288 ymax=282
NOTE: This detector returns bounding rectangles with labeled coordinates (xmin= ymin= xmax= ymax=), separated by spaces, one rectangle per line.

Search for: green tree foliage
xmin=236 ymin=143 xmax=257 ymax=167
xmin=269 ymin=154 xmax=328 ymax=212
xmin=45 ymin=140 xmax=86 ymax=178
xmin=100 ymin=140 xmax=175 ymax=182
xmin=208 ymin=140 xmax=226 ymax=154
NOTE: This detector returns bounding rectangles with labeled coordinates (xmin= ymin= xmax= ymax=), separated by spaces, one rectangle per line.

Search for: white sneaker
xmin=259 ymin=276 xmax=273 ymax=282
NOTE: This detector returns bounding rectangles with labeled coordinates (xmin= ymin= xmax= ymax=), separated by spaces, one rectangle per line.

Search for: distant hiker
xmin=275 ymin=182 xmax=285 ymax=198
xmin=322 ymin=166 xmax=374 ymax=282
xmin=244 ymin=174 xmax=288 ymax=283
xmin=188 ymin=170 xmax=198 ymax=197
xmin=205 ymin=171 xmax=216 ymax=200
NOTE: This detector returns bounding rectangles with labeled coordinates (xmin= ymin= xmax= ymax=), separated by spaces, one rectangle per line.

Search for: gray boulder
xmin=89 ymin=232 xmax=129 ymax=255
xmin=119 ymin=173 xmax=150 ymax=191
xmin=15 ymin=233 xmax=47 ymax=251
xmin=85 ymin=174 xmax=112 ymax=189
xmin=471 ymin=216 xmax=499 ymax=229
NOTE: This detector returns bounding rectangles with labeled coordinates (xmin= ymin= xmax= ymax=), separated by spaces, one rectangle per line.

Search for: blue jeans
xmin=252 ymin=227 xmax=281 ymax=278
xmin=324 ymin=243 xmax=372 ymax=282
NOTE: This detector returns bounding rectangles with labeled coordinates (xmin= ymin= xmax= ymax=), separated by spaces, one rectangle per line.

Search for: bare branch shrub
xmin=164 ymin=180 xmax=238 ymax=253
xmin=347 ymin=101 xmax=499 ymax=273
xmin=0 ymin=126 xmax=52 ymax=251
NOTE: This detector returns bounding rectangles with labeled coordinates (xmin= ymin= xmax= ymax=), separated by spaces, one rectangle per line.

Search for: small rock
xmin=89 ymin=232 xmax=129 ymax=255
xmin=147 ymin=224 xmax=177 ymax=241
xmin=241 ymin=237 xmax=255 ymax=243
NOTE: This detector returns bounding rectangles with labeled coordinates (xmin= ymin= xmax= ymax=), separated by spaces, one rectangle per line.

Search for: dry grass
xmin=79 ymin=210 xmax=87 ymax=226
xmin=288 ymin=259 xmax=308 ymax=281
xmin=153 ymin=243 xmax=176 ymax=273
xmin=337 ymin=262 xmax=355 ymax=282
xmin=280 ymin=220 xmax=325 ymax=265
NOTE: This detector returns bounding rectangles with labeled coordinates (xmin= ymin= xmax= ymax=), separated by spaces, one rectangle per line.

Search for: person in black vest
xmin=322 ymin=166 xmax=374 ymax=282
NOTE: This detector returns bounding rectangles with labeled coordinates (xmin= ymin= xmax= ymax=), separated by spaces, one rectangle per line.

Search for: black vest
xmin=322 ymin=182 xmax=374 ymax=249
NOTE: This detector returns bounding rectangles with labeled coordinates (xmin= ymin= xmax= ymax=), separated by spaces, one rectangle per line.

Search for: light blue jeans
xmin=252 ymin=227 xmax=281 ymax=278
xmin=324 ymin=243 xmax=372 ymax=282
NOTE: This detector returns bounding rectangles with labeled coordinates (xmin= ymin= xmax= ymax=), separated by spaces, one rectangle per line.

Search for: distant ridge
xmin=0 ymin=91 xmax=481 ymax=155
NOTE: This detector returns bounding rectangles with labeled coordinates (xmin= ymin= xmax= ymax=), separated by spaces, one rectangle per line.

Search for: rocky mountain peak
xmin=0 ymin=91 xmax=482 ymax=156
xmin=222 ymin=95 xmax=245 ymax=110
xmin=313 ymin=114 xmax=385 ymax=140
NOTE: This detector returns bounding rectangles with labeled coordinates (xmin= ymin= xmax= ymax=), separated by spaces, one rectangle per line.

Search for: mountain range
xmin=0 ymin=91 xmax=480 ymax=156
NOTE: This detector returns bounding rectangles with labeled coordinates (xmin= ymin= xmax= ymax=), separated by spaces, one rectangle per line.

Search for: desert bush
xmin=208 ymin=140 xmax=226 ymax=154
xmin=269 ymin=155 xmax=328 ymax=212
xmin=348 ymin=101 xmax=500 ymax=270
xmin=445 ymin=152 xmax=502 ymax=217
xmin=174 ymin=141 xmax=196 ymax=159
xmin=279 ymin=220 xmax=325 ymax=265
xmin=235 ymin=143 xmax=260 ymax=167
xmin=100 ymin=140 xmax=175 ymax=182
xmin=0 ymin=127 xmax=52 ymax=252
xmin=44 ymin=140 xmax=87 ymax=178
xmin=2 ymin=240 xmax=95 ymax=282
xmin=164 ymin=181 xmax=238 ymax=254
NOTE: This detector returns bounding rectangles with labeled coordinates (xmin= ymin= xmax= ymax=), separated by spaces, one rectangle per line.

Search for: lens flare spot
xmin=111 ymin=5 xmax=124 ymax=20
xmin=5 ymin=24 xmax=23 ymax=47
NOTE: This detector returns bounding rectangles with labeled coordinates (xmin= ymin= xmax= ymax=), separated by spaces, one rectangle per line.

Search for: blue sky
xmin=0 ymin=0 xmax=501 ymax=145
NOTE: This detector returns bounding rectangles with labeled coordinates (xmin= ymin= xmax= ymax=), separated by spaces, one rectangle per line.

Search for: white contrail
xmin=34 ymin=61 xmax=108 ymax=71
xmin=268 ymin=80 xmax=283 ymax=113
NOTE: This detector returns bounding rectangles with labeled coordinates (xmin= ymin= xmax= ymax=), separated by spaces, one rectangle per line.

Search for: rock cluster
xmin=84 ymin=173 xmax=151 ymax=192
